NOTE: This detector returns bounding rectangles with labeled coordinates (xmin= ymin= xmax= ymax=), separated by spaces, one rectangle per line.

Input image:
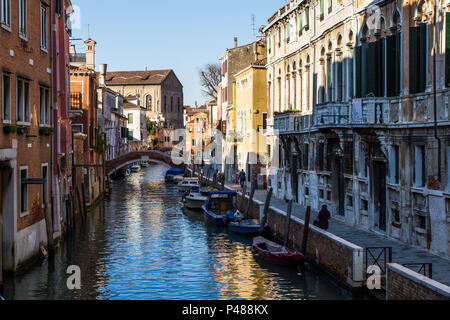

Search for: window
xmin=178 ymin=97 xmax=181 ymax=113
xmin=16 ymin=79 xmax=30 ymax=123
xmin=446 ymin=12 xmax=450 ymax=87
xmin=1 ymin=0 xmax=10 ymax=26
xmin=2 ymin=74 xmax=11 ymax=121
xmin=39 ymin=87 xmax=50 ymax=125
xmin=305 ymin=7 xmax=309 ymax=30
xmin=170 ymin=96 xmax=173 ymax=112
xmin=389 ymin=145 xmax=400 ymax=184
xmin=146 ymin=95 xmax=152 ymax=110
xmin=128 ymin=113 xmax=133 ymax=124
xmin=278 ymin=27 xmax=281 ymax=47
xmin=287 ymin=23 xmax=290 ymax=43
xmin=268 ymin=36 xmax=272 ymax=54
xmin=262 ymin=113 xmax=267 ymax=130
xmin=163 ymin=96 xmax=167 ymax=112
xmin=328 ymin=0 xmax=332 ymax=13
xmin=414 ymin=145 xmax=426 ymax=187
xmin=55 ymin=0 xmax=61 ymax=16
xmin=40 ymin=4 xmax=47 ymax=49
xmin=303 ymin=144 xmax=309 ymax=170
xmin=19 ymin=0 xmax=26 ymax=36
xmin=360 ymin=147 xmax=367 ymax=177
xmin=318 ymin=142 xmax=325 ymax=171
xmin=20 ymin=168 xmax=28 ymax=214
xmin=320 ymin=0 xmax=325 ymax=20
xmin=41 ymin=165 xmax=48 ymax=208
xmin=409 ymin=23 xmax=427 ymax=94
xmin=192 ymin=139 xmax=196 ymax=146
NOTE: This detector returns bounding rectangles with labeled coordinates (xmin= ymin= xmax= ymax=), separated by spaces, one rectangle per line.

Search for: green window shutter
xmin=418 ymin=23 xmax=427 ymax=93
xmin=355 ymin=46 xmax=362 ymax=98
xmin=320 ymin=0 xmax=324 ymax=17
xmin=386 ymin=34 xmax=401 ymax=97
xmin=374 ymin=39 xmax=385 ymax=97
xmin=367 ymin=42 xmax=377 ymax=96
xmin=361 ymin=43 xmax=369 ymax=96
xmin=409 ymin=26 xmax=419 ymax=94
xmin=305 ymin=8 xmax=309 ymax=29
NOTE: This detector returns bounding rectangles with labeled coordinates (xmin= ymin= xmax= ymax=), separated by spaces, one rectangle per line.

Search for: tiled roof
xmin=253 ymin=57 xmax=267 ymax=66
xmin=102 ymin=70 xmax=172 ymax=85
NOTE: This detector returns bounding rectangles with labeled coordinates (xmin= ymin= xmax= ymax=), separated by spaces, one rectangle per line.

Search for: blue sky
xmin=71 ymin=0 xmax=285 ymax=106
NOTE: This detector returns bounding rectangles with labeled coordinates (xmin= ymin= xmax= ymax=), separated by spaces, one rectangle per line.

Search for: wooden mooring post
xmin=259 ymin=187 xmax=273 ymax=234
xmin=244 ymin=180 xmax=257 ymax=219
xmin=284 ymin=200 xmax=293 ymax=248
xmin=301 ymin=206 xmax=312 ymax=258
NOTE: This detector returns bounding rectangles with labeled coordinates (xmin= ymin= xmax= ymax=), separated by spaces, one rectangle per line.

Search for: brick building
xmin=1 ymin=0 xmax=53 ymax=275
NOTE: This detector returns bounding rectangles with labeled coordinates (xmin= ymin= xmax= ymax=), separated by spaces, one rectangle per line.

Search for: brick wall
xmin=387 ymin=263 xmax=450 ymax=300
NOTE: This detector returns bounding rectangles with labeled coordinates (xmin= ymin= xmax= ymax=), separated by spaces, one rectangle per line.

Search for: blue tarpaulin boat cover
xmin=166 ymin=168 xmax=184 ymax=176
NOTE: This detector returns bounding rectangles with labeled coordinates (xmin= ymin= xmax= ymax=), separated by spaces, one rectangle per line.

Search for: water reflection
xmin=4 ymin=164 xmax=346 ymax=300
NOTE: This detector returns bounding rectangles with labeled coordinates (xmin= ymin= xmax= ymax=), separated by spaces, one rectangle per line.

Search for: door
xmin=374 ymin=161 xmax=387 ymax=231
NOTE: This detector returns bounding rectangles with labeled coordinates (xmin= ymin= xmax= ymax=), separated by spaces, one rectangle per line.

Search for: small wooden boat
xmin=252 ymin=236 xmax=304 ymax=265
xmin=202 ymin=191 xmax=237 ymax=228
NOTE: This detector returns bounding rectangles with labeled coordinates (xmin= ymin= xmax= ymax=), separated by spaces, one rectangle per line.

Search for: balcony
xmin=351 ymin=98 xmax=391 ymax=126
xmin=315 ymin=103 xmax=350 ymax=127
xmin=274 ymin=111 xmax=312 ymax=134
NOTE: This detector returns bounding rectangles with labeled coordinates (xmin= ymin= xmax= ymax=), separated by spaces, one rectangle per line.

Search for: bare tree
xmin=198 ymin=63 xmax=222 ymax=100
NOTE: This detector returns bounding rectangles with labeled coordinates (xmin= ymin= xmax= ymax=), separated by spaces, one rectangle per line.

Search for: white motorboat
xmin=177 ymin=178 xmax=200 ymax=192
xmin=184 ymin=188 xmax=208 ymax=210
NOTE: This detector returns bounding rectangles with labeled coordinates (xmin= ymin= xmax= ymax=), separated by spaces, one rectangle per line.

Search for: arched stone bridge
xmin=105 ymin=150 xmax=184 ymax=176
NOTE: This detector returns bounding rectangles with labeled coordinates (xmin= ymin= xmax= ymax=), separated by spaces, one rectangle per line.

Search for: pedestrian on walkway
xmin=239 ymin=169 xmax=246 ymax=189
xmin=315 ymin=205 xmax=331 ymax=230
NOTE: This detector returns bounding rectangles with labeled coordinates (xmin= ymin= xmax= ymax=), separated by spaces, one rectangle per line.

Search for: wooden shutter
xmin=409 ymin=26 xmax=419 ymax=94
xmin=418 ymin=23 xmax=427 ymax=93
xmin=367 ymin=42 xmax=377 ymax=96
xmin=361 ymin=43 xmax=369 ymax=96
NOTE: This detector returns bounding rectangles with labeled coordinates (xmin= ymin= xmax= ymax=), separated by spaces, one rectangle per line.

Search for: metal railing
xmin=365 ymin=247 xmax=393 ymax=275
xmin=403 ymin=263 xmax=433 ymax=279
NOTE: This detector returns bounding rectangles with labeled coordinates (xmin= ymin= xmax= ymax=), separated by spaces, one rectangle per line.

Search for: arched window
xmin=146 ymin=95 xmax=152 ymax=110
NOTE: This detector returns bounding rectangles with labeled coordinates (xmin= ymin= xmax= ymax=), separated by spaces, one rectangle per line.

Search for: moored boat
xmin=140 ymin=162 xmax=149 ymax=168
xmin=202 ymin=190 xmax=237 ymax=228
xmin=165 ymin=168 xmax=184 ymax=182
xmin=252 ymin=236 xmax=304 ymax=265
xmin=177 ymin=178 xmax=200 ymax=192
xmin=184 ymin=187 xmax=208 ymax=210
xmin=130 ymin=164 xmax=140 ymax=172
xmin=228 ymin=217 xmax=261 ymax=235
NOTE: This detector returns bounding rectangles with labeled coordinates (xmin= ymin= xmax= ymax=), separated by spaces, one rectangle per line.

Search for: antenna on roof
xmin=252 ymin=14 xmax=256 ymax=39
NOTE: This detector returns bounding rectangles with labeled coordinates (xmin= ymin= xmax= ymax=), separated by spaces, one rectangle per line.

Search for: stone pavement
xmin=226 ymin=184 xmax=450 ymax=287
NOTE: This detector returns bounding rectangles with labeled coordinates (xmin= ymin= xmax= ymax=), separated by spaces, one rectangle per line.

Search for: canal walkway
xmin=225 ymin=183 xmax=450 ymax=287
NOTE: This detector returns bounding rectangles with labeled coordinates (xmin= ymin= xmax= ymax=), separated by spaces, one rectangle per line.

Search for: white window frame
xmin=16 ymin=78 xmax=30 ymax=124
xmin=40 ymin=3 xmax=47 ymax=50
xmin=1 ymin=0 xmax=11 ymax=29
xmin=2 ymin=73 xmax=11 ymax=123
xmin=39 ymin=86 xmax=50 ymax=126
xmin=18 ymin=0 xmax=27 ymax=39
xmin=20 ymin=166 xmax=28 ymax=217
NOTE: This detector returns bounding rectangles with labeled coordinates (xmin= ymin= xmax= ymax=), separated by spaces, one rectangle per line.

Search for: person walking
xmin=238 ymin=169 xmax=246 ymax=189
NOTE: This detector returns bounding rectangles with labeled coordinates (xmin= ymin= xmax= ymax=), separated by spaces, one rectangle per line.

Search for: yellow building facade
xmin=234 ymin=61 xmax=268 ymax=188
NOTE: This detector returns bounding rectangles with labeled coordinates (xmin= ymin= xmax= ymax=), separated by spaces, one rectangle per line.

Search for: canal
xmin=4 ymin=164 xmax=348 ymax=300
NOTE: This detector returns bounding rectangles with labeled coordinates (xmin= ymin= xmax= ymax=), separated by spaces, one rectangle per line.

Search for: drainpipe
xmin=50 ymin=0 xmax=57 ymax=243
xmin=433 ymin=1 xmax=442 ymax=185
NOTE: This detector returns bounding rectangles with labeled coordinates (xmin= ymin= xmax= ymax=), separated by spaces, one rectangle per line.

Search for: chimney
xmin=84 ymin=38 xmax=97 ymax=70
xmin=99 ymin=64 xmax=107 ymax=86
xmin=234 ymin=37 xmax=238 ymax=48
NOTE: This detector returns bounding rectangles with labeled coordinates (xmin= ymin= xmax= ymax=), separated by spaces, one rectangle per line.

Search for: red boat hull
xmin=252 ymin=242 xmax=304 ymax=265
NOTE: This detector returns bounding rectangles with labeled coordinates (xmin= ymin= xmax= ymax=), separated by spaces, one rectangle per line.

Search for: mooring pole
xmin=301 ymin=206 xmax=311 ymax=257
xmin=244 ymin=181 xmax=257 ymax=219
xmin=259 ymin=187 xmax=273 ymax=234
xmin=81 ymin=183 xmax=88 ymax=220
xmin=284 ymin=200 xmax=293 ymax=248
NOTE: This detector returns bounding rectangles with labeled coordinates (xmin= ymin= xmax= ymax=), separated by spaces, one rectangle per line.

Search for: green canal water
xmin=4 ymin=164 xmax=349 ymax=300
